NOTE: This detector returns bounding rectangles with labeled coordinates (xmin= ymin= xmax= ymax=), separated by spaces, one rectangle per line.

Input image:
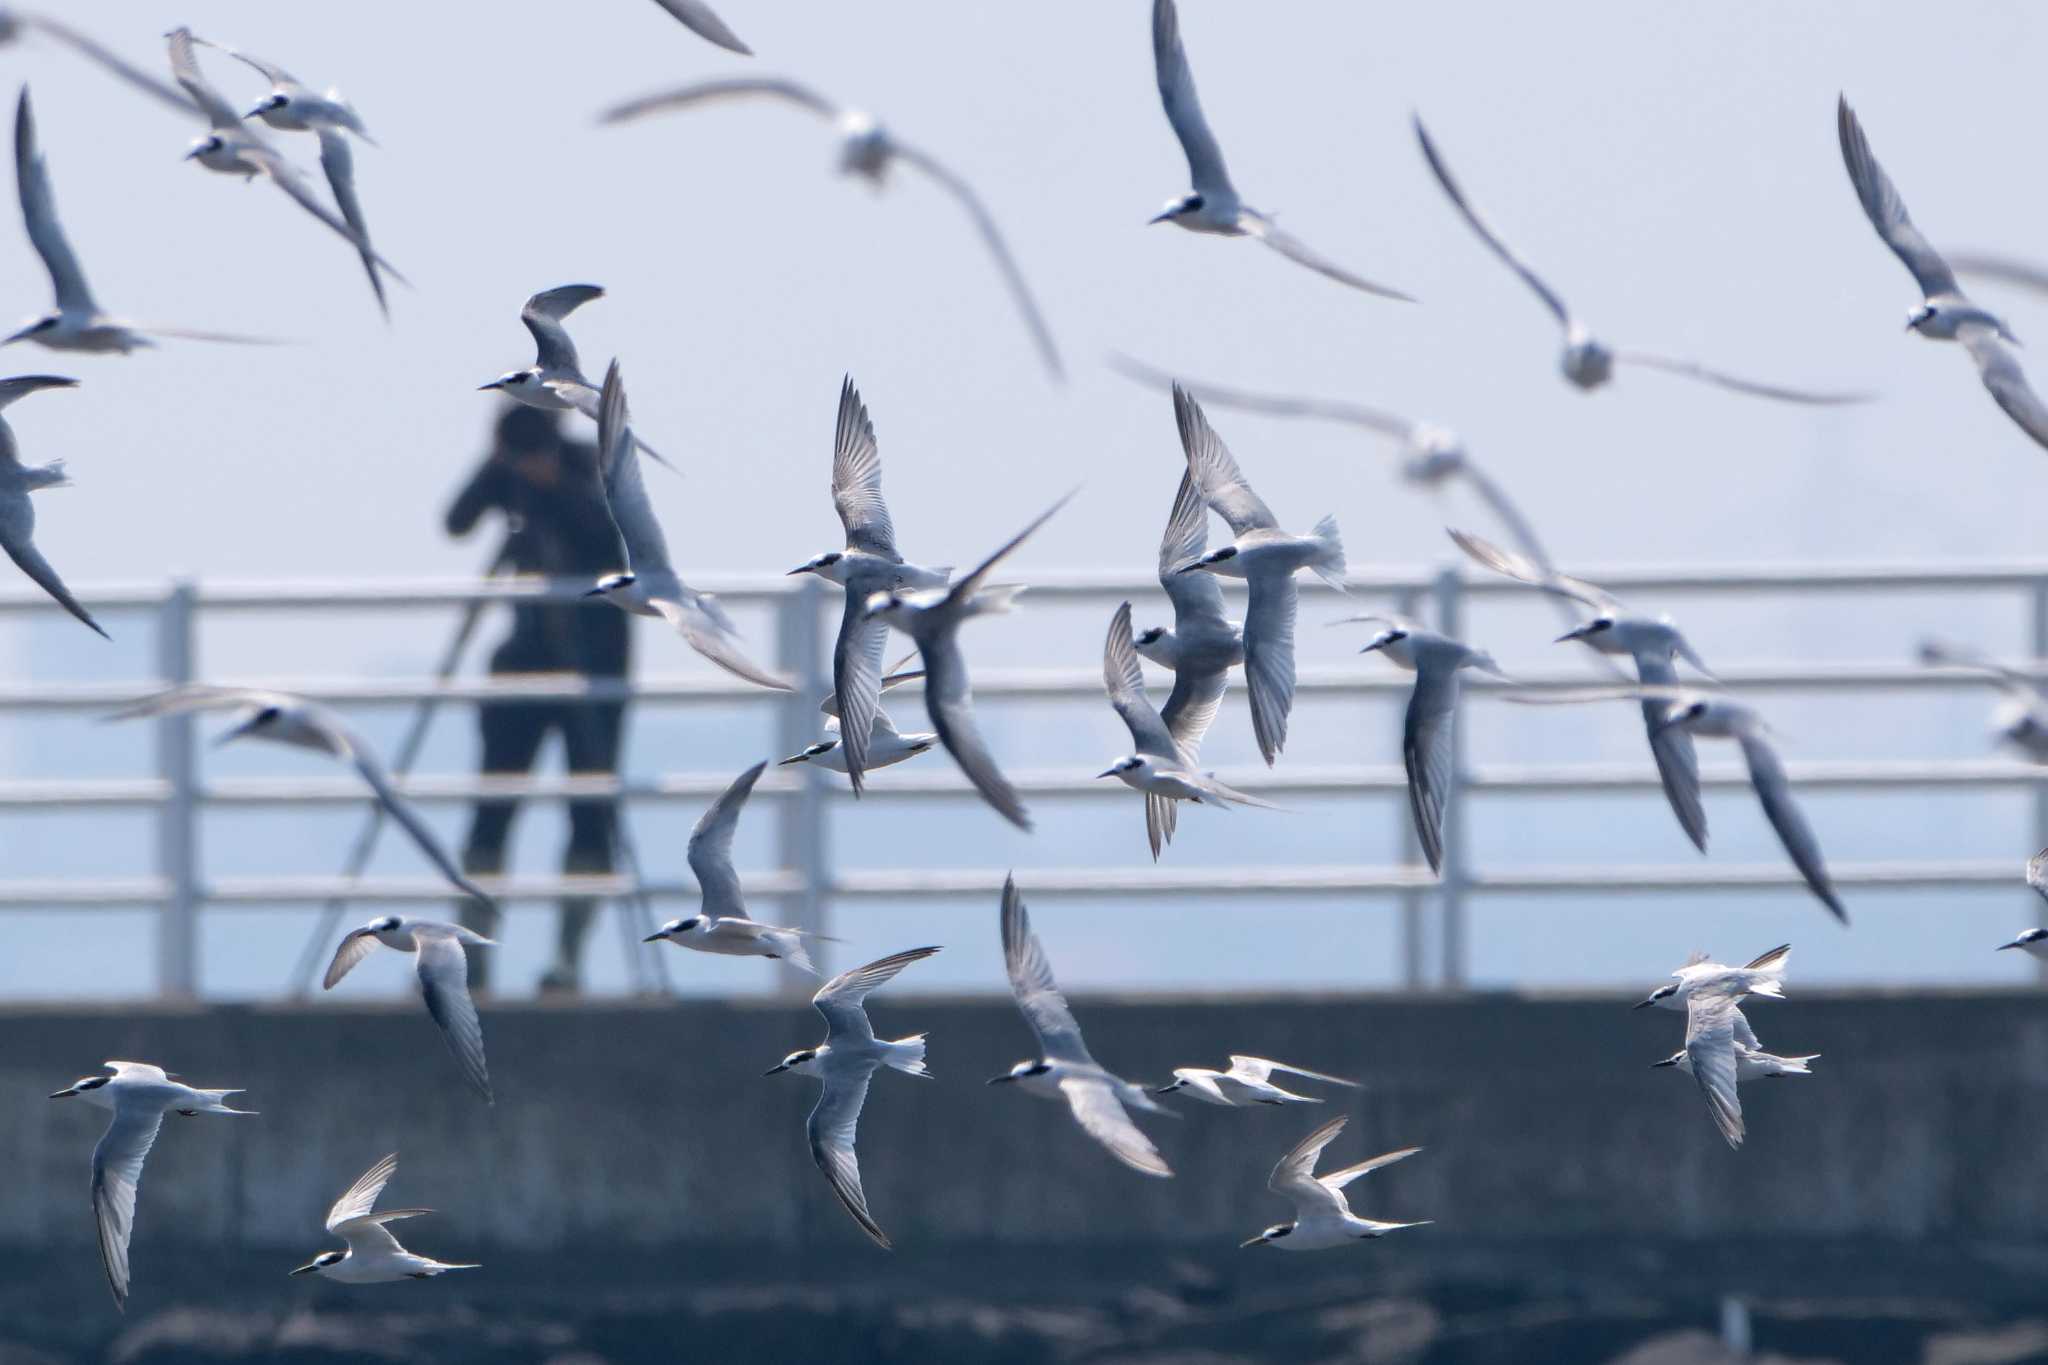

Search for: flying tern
xmin=0 ymin=373 xmax=104 ymax=637
xmin=291 ymin=1154 xmax=478 ymax=1283
xmin=646 ymin=0 xmax=751 ymax=55
xmin=780 ymin=658 xmax=935 ymax=776
xmin=1132 ymin=469 xmax=1243 ymax=855
xmin=105 ymin=686 xmax=495 ymax=906
xmin=586 ymin=360 xmax=788 ymax=689
xmin=1417 ymin=114 xmax=1865 ymax=404
xmin=988 ymin=876 xmax=1175 ymax=1177
xmin=9 ymin=88 xmax=272 ymax=351
xmin=1996 ymin=848 xmax=2048 ymax=958
xmin=189 ymin=36 xmax=396 ymax=317
xmin=600 ymin=81 xmax=1061 ymax=379
xmin=765 ymin=945 xmax=941 ymax=1248
xmin=165 ymin=29 xmax=402 ymax=303
xmin=1655 ymin=979 xmax=1816 ymax=1149
xmin=786 ymin=378 xmax=952 ymax=790
xmin=1147 ymin=0 xmax=1410 ymax=301
xmin=1838 ymin=95 xmax=2048 ymax=452
xmin=862 ymin=490 xmax=1077 ymax=831
xmin=322 ymin=917 xmax=496 ymax=1105
xmin=1918 ymin=639 xmax=2048 ymax=763
xmin=643 ymin=760 xmax=827 ymax=973
xmin=1098 ymin=599 xmax=1275 ymax=859
xmin=1508 ymin=684 xmax=1849 ymax=924
xmin=1340 ymin=614 xmax=1505 ymax=875
xmin=50 ymin=1060 xmax=253 ymax=1310
xmin=0 ymin=10 xmax=196 ymax=115
xmin=1172 ymin=384 xmax=1345 ymax=765
xmin=1241 ymin=1116 xmax=1428 ymax=1250
xmin=1156 ymin=1055 xmax=1359 ymax=1107
xmin=1632 ymin=943 xmax=1790 ymax=1012
xmin=1452 ymin=528 xmax=1714 ymax=851
xmin=479 ymin=287 xmax=672 ymax=469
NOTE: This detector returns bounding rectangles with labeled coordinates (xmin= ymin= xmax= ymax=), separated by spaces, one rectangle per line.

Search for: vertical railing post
xmin=774 ymin=578 xmax=831 ymax=996
xmin=1392 ymin=585 xmax=1426 ymax=993
xmin=1432 ymin=565 xmax=1469 ymax=993
xmin=155 ymin=580 xmax=199 ymax=999
xmin=2031 ymin=578 xmax=2048 ymax=986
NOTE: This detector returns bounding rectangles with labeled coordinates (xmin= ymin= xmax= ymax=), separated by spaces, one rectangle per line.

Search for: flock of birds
xmin=13 ymin=0 xmax=2048 ymax=1318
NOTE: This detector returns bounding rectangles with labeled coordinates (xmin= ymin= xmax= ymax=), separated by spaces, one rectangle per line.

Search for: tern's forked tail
xmin=886 ymin=1033 xmax=929 ymax=1077
xmin=1308 ymin=514 xmax=1347 ymax=591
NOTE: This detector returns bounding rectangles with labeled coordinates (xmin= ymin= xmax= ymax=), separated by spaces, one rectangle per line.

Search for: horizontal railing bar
xmin=1 ymin=561 xmax=2047 ymax=615
xmin=0 ymin=757 xmax=2037 ymax=810
xmin=0 ymin=860 xmax=2018 ymax=908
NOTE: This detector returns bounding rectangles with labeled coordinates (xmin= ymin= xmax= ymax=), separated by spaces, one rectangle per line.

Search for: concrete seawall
xmin=8 ymin=988 xmax=2047 ymax=1260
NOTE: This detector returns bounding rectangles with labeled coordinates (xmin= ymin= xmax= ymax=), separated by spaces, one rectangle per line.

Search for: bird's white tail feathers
xmin=24 ymin=461 xmax=70 ymax=492
xmin=887 ymin=1033 xmax=929 ymax=1077
xmin=1747 ymin=978 xmax=1787 ymax=1001
xmin=1308 ymin=515 xmax=1347 ymax=591
xmin=779 ymin=935 xmax=820 ymax=975
xmin=1773 ymin=1054 xmax=1820 ymax=1074
xmin=964 ymin=583 xmax=1029 ymax=618
xmin=197 ymin=1088 xmax=257 ymax=1115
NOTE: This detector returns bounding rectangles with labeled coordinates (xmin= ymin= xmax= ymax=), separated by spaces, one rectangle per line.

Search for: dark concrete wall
xmin=5 ymin=988 xmax=2045 ymax=1267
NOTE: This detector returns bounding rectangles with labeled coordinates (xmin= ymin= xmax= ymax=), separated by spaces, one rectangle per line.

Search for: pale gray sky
xmin=2 ymin=2 xmax=2046 ymax=1001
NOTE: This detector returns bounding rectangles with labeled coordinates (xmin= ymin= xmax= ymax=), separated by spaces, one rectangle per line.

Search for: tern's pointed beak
xmin=1554 ymin=625 xmax=1593 ymax=643
xmin=1152 ymin=1083 xmax=1179 ymax=1095
xmin=1998 ymin=938 xmax=2026 ymax=951
xmin=778 ymin=753 xmax=808 ymax=766
xmin=241 ymin=103 xmax=268 ymax=122
xmin=785 ymin=565 xmax=812 ymax=577
xmin=1651 ymin=1056 xmax=1681 ymax=1069
xmin=289 ymin=1260 xmax=321 ymax=1276
xmin=763 ymin=1062 xmax=791 ymax=1076
xmin=582 ymin=586 xmax=608 ymax=598
xmin=181 ymin=145 xmax=204 ymax=161
xmin=1 ymin=324 xmax=36 ymax=346
xmin=477 ymin=379 xmax=505 ymax=392
xmin=1173 ymin=560 xmax=1206 ymax=575
xmin=986 ymin=1073 xmax=1016 ymax=1086
xmin=641 ymin=931 xmax=668 ymax=944
xmin=1147 ymin=209 xmax=1176 ymax=225
xmin=1630 ymin=996 xmax=1656 ymax=1010
xmin=211 ymin=719 xmax=258 ymax=750
xmin=48 ymin=1085 xmax=78 ymax=1099
xmin=1239 ymin=1234 xmax=1271 ymax=1248
xmin=1095 ymin=767 xmax=1119 ymax=779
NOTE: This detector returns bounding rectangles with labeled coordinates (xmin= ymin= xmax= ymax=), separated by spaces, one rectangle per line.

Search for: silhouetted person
xmin=446 ymin=404 xmax=630 ymax=993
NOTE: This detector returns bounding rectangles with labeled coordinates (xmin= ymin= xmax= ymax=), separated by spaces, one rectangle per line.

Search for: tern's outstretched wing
xmin=92 ymin=1097 xmax=165 ymax=1310
xmin=1837 ymin=94 xmax=1959 ymax=300
xmin=1000 ymin=875 xmax=1093 ymax=1065
xmin=813 ymin=945 xmax=940 ymax=1043
xmin=1150 ymin=0 xmax=1233 ymax=199
xmin=687 ymin=760 xmax=766 ymax=918
xmin=809 ymin=1070 xmax=888 ymax=1246
xmin=646 ymin=0 xmax=753 ymax=55
xmin=415 ymin=930 xmax=491 ymax=1104
xmin=324 ymin=1152 xmax=398 ymax=1232
xmin=1415 ymin=116 xmax=1572 ymax=326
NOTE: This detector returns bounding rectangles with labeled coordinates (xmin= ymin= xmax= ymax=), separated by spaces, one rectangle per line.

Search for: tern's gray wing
xmin=1270 ymin=1115 xmax=1347 ymax=1214
xmin=522 ymin=284 xmax=603 ymax=374
xmin=943 ymin=488 xmax=1077 ymax=609
xmin=348 ymin=748 xmax=494 ymax=906
xmin=188 ymin=35 xmax=298 ymax=88
xmin=1160 ymin=668 xmax=1227 ymax=764
xmin=16 ymin=15 xmax=195 ymax=115
xmin=1614 ymin=349 xmax=1872 ymax=406
xmin=1737 ymin=730 xmax=1847 ymax=924
xmin=813 ymin=945 xmax=940 ymax=1043
xmin=833 ymin=596 xmax=890 ymax=793
xmin=595 ymin=360 xmax=675 ymax=575
xmin=647 ymin=0 xmax=752 ymax=55
xmin=1241 ymin=213 xmax=1416 ymax=303
xmin=324 ymin=1152 xmax=397 ymax=1232
xmin=230 ymin=140 xmax=405 ymax=274
xmin=2029 ymin=847 xmax=2048 ymax=904
xmin=1150 ymin=0 xmax=1232 ymax=199
xmin=1000 ymin=875 xmax=1094 ymax=1065
xmin=1448 ymin=527 xmax=1619 ymax=613
xmin=654 ymin=593 xmax=793 ymax=691
xmin=0 ymin=494 xmax=107 ymax=639
xmin=598 ymin=77 xmax=839 ymax=125
xmin=1172 ymin=383 xmax=1275 ymax=535
xmin=0 ymin=372 xmax=73 ymax=412
xmin=1403 ymin=664 xmax=1462 ymax=874
xmin=92 ymin=1095 xmax=165 ymax=1310
xmin=415 ymin=930 xmax=491 ymax=1104
xmin=321 ymin=926 xmax=381 ymax=990
xmin=1241 ymin=1056 xmax=1361 ymax=1089
xmin=1950 ymin=252 xmax=2048 ymax=297
xmin=103 ymin=684 xmax=292 ymax=723
xmin=14 ymin=87 xmax=95 ymax=312
xmin=1158 ymin=468 xmax=1224 ymax=621
xmin=1959 ymin=323 xmax=2048 ymax=454
xmin=1455 ymin=464 xmax=1556 ymax=578
xmin=1684 ymin=987 xmax=1745 ymax=1149
xmin=165 ymin=28 xmax=247 ymax=131
xmin=1106 ymin=600 xmax=1182 ymax=762
xmin=830 ymin=376 xmax=898 ymax=558
xmin=923 ymin=628 xmax=1028 ymax=829
xmin=821 ymin=656 xmax=921 ymax=717
xmin=893 ymin=143 xmax=1064 ymax=381
xmin=1242 ymin=568 xmax=1298 ymax=766
xmin=1637 ymin=655 xmax=1708 ymax=854
xmin=1836 ymin=95 xmax=1959 ymax=300
xmin=316 ymin=128 xmax=390 ymax=318
xmin=1414 ymin=116 xmax=1572 ymax=327
xmin=1730 ymin=1006 xmax=1760 ymax=1053
xmin=808 ymin=1069 xmax=888 ymax=1247
xmin=688 ymin=760 xmax=766 ymax=918
xmin=1060 ymin=1075 xmax=1171 ymax=1178
xmin=1113 ymin=354 xmax=1413 ymax=438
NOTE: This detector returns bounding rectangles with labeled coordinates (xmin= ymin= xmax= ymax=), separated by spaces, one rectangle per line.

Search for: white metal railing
xmin=2 ymin=561 xmax=2047 ymax=998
